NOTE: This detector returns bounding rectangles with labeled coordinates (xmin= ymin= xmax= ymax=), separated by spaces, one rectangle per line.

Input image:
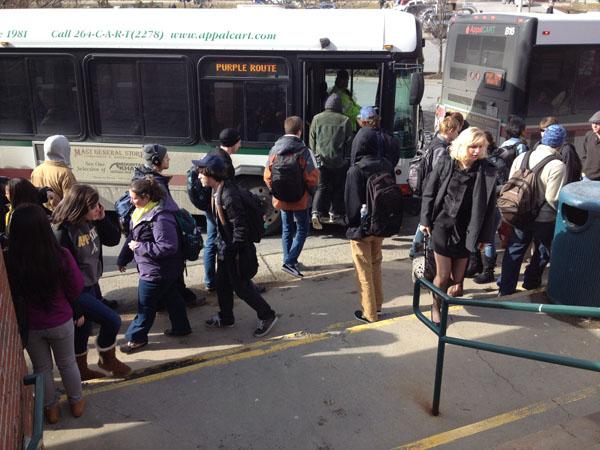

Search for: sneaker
xmin=253 ymin=315 xmax=278 ymax=338
xmin=282 ymin=263 xmax=303 ymax=278
xmin=354 ymin=310 xmax=372 ymax=324
xmin=329 ymin=213 xmax=345 ymax=226
xmin=311 ymin=213 xmax=323 ymax=230
xmin=205 ymin=314 xmax=234 ymax=328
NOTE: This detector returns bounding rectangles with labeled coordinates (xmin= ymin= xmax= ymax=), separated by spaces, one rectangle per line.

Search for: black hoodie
xmin=344 ymin=127 xmax=394 ymax=240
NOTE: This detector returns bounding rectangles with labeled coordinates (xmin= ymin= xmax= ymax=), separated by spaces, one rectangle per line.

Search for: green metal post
xmin=431 ymin=294 xmax=449 ymax=416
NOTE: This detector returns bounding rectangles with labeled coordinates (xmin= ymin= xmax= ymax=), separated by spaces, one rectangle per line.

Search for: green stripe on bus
xmin=0 ymin=140 xmax=33 ymax=146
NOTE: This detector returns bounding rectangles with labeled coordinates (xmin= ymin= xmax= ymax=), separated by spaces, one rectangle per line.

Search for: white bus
xmin=438 ymin=12 xmax=600 ymax=150
xmin=0 ymin=8 xmax=424 ymax=233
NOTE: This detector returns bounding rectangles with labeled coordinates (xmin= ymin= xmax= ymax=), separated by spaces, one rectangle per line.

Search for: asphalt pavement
xmin=41 ymin=211 xmax=600 ymax=449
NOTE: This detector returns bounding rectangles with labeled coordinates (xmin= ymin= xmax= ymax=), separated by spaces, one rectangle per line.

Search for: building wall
xmin=0 ymin=251 xmax=33 ymax=450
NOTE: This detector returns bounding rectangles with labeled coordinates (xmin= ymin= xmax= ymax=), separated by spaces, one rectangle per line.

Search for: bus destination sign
xmin=203 ymin=60 xmax=288 ymax=78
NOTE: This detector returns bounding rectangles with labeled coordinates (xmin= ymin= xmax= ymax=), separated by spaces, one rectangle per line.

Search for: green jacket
xmin=309 ymin=109 xmax=353 ymax=169
xmin=329 ymin=86 xmax=361 ymax=131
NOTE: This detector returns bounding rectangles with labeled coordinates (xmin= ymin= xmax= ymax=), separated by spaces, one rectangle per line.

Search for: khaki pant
xmin=350 ymin=236 xmax=384 ymax=322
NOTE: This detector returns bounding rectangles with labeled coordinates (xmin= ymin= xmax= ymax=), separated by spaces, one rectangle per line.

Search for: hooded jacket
xmin=30 ymin=135 xmax=77 ymax=201
xmin=344 ymin=128 xmax=394 ymax=240
xmin=117 ymin=196 xmax=183 ymax=282
xmin=264 ymin=135 xmax=319 ymax=211
xmin=309 ymin=97 xmax=353 ymax=169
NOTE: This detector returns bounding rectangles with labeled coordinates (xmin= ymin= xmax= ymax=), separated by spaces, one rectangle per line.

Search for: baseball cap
xmin=358 ymin=106 xmax=378 ymax=120
xmin=192 ymin=153 xmax=226 ymax=173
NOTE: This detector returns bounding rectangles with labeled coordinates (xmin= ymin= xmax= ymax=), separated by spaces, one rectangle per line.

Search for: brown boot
xmin=44 ymin=403 xmax=60 ymax=424
xmin=76 ymin=353 xmax=106 ymax=381
xmin=98 ymin=346 xmax=132 ymax=377
xmin=70 ymin=398 xmax=86 ymax=418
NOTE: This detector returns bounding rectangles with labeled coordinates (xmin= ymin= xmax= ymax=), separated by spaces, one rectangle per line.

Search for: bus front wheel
xmin=237 ymin=177 xmax=281 ymax=236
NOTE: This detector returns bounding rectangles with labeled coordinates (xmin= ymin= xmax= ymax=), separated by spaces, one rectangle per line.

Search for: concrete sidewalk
xmin=43 ymin=256 xmax=600 ymax=449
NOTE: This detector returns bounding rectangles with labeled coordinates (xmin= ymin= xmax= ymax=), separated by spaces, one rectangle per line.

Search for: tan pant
xmin=350 ymin=236 xmax=384 ymax=322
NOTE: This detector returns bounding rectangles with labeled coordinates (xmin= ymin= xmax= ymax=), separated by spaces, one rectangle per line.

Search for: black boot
xmin=474 ymin=255 xmax=496 ymax=284
xmin=464 ymin=251 xmax=483 ymax=278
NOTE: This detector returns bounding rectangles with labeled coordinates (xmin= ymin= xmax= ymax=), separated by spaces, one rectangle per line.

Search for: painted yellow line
xmin=394 ymin=384 xmax=600 ymax=450
xmin=83 ymin=334 xmax=330 ymax=397
xmin=79 ymin=306 xmax=460 ymax=398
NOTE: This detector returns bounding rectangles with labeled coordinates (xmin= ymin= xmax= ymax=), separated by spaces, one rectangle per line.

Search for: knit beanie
xmin=143 ymin=144 xmax=168 ymax=166
xmin=43 ymin=135 xmax=71 ymax=164
xmin=541 ymin=124 xmax=567 ymax=148
xmin=324 ymin=94 xmax=342 ymax=113
xmin=219 ymin=128 xmax=241 ymax=147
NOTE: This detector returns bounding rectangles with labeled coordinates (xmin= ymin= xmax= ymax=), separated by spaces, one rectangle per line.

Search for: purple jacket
xmin=117 ymin=196 xmax=183 ymax=282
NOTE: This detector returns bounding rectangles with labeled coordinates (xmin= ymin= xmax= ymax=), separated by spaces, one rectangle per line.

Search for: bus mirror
xmin=409 ymin=72 xmax=424 ymax=105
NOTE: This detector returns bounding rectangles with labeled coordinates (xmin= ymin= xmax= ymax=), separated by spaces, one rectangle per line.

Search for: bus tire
xmin=237 ymin=176 xmax=281 ymax=236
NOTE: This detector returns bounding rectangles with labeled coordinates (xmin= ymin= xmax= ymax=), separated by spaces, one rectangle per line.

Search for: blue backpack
xmin=115 ymin=191 xmax=134 ymax=235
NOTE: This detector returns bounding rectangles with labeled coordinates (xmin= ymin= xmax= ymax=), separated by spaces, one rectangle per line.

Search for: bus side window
xmin=88 ymin=57 xmax=193 ymax=141
xmin=0 ymin=57 xmax=33 ymax=135
xmin=575 ymin=49 xmax=600 ymax=114
xmin=30 ymin=57 xmax=81 ymax=136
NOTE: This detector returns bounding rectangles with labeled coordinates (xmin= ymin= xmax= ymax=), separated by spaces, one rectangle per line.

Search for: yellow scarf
xmin=131 ymin=201 xmax=158 ymax=228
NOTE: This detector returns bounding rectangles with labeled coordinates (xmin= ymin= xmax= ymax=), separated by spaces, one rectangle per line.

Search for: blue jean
xmin=74 ymin=285 xmax=121 ymax=354
xmin=203 ymin=212 xmax=217 ymax=288
xmin=483 ymin=209 xmax=502 ymax=259
xmin=498 ymin=221 xmax=555 ymax=295
xmin=281 ymin=208 xmax=310 ymax=267
xmin=126 ymin=278 xmax=190 ymax=343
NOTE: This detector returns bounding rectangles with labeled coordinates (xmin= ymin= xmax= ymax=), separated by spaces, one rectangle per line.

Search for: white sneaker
xmin=311 ymin=213 xmax=322 ymax=230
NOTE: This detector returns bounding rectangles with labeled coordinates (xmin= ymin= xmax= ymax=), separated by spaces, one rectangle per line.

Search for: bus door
xmin=389 ymin=62 xmax=424 ymax=190
xmin=300 ymin=58 xmax=386 ymax=137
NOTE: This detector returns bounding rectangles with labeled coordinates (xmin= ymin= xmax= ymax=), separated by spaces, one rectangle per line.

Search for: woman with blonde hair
xmin=419 ymin=127 xmax=498 ymax=325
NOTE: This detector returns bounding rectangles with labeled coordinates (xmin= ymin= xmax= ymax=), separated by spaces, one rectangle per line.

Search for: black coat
xmin=345 ymin=128 xmax=394 ymax=240
xmin=420 ymin=157 xmax=498 ymax=252
xmin=213 ymin=180 xmax=248 ymax=247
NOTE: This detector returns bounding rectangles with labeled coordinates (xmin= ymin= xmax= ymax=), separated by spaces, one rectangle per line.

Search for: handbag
xmin=412 ymin=235 xmax=436 ymax=284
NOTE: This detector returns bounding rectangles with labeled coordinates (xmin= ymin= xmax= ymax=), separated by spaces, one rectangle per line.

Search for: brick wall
xmin=0 ymin=251 xmax=33 ymax=450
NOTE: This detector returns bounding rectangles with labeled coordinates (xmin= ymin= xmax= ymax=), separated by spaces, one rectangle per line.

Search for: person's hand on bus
xmin=74 ymin=316 xmax=85 ymax=327
xmin=118 ymin=265 xmax=127 ymax=273
xmin=128 ymin=240 xmax=140 ymax=251
xmin=477 ymin=242 xmax=489 ymax=251
xmin=419 ymin=225 xmax=431 ymax=236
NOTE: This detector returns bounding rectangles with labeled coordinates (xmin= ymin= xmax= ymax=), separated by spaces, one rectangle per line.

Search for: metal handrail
xmin=23 ymin=374 xmax=44 ymax=450
xmin=413 ymin=277 xmax=600 ymax=416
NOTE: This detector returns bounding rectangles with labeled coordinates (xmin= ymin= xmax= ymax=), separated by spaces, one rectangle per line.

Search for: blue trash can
xmin=547 ymin=180 xmax=600 ymax=307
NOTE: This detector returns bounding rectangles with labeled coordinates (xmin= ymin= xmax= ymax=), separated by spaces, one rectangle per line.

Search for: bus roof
xmin=454 ymin=12 xmax=600 ymax=45
xmin=0 ymin=8 xmax=419 ymax=53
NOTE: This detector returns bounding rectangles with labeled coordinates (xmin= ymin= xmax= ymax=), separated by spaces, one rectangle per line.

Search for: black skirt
xmin=431 ymin=224 xmax=470 ymax=259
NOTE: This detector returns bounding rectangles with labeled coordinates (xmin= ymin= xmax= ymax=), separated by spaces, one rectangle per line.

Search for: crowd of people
xmin=1 ymin=90 xmax=599 ymax=425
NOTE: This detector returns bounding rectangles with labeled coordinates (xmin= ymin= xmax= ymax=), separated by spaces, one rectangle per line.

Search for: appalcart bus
xmin=0 ymin=8 xmax=424 ymax=233
xmin=438 ymin=12 xmax=600 ymax=150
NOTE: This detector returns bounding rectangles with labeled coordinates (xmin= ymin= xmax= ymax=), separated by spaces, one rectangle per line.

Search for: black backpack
xmin=238 ymin=187 xmax=266 ymax=243
xmin=364 ymin=171 xmax=404 ymax=237
xmin=408 ymin=139 xmax=437 ymax=196
xmin=174 ymin=208 xmax=203 ymax=261
xmin=270 ymin=151 xmax=305 ymax=203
